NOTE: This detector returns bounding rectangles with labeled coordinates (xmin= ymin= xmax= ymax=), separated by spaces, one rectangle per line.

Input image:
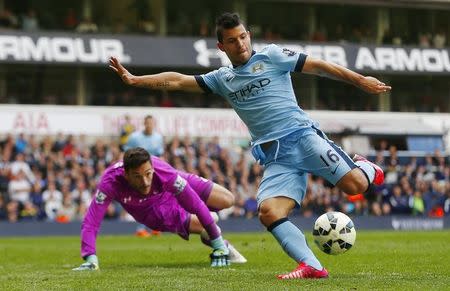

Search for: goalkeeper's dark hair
xmin=216 ymin=12 xmax=245 ymax=43
xmin=123 ymin=147 xmax=151 ymax=172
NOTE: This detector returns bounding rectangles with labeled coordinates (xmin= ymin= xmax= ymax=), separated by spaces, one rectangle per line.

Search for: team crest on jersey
xmin=95 ymin=191 xmax=107 ymax=204
xmin=173 ymin=175 xmax=187 ymax=195
xmin=251 ymin=63 xmax=264 ymax=73
xmin=282 ymin=48 xmax=297 ymax=57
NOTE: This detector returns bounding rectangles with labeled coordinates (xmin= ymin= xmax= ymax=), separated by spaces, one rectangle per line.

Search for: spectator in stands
xmin=20 ymin=200 xmax=38 ymax=220
xmin=56 ymin=194 xmax=77 ymax=223
xmin=444 ymin=188 xmax=450 ymax=216
xmin=8 ymin=170 xmax=31 ymax=205
xmin=423 ymin=180 xmax=446 ymax=217
xmin=14 ymin=133 xmax=28 ymax=154
xmin=0 ymin=124 xmax=448 ymax=223
xmin=411 ymin=190 xmax=425 ymax=216
xmin=0 ymin=192 xmax=7 ymax=221
xmin=42 ymin=181 xmax=63 ymax=221
xmin=0 ymin=8 xmax=18 ymax=29
xmin=418 ymin=31 xmax=431 ymax=47
xmin=76 ymin=17 xmax=98 ymax=33
xmin=30 ymin=180 xmax=45 ymax=219
xmin=62 ymin=135 xmax=77 ymax=158
xmin=52 ymin=132 xmax=66 ymax=153
xmin=71 ymin=179 xmax=91 ymax=214
xmin=119 ymin=114 xmax=135 ymax=151
xmin=21 ymin=8 xmax=39 ymax=31
xmin=388 ymin=185 xmax=411 ymax=214
xmin=207 ymin=136 xmax=221 ymax=160
xmin=433 ymin=28 xmax=446 ymax=48
xmin=242 ymin=175 xmax=259 ymax=219
xmin=0 ymin=156 xmax=10 ymax=194
xmin=90 ymin=139 xmax=109 ymax=167
xmin=6 ymin=200 xmax=19 ymax=222
xmin=138 ymin=17 xmax=156 ymax=35
xmin=10 ymin=153 xmax=35 ymax=183
xmin=63 ymin=8 xmax=78 ymax=30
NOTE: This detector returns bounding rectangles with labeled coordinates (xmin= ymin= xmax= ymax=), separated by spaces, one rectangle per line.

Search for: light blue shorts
xmin=255 ymin=127 xmax=357 ymax=208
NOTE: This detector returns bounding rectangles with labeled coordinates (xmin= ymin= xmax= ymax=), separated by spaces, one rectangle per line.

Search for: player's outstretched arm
xmin=109 ymin=56 xmax=203 ymax=93
xmin=302 ymin=57 xmax=392 ymax=94
xmin=72 ymin=254 xmax=99 ymax=271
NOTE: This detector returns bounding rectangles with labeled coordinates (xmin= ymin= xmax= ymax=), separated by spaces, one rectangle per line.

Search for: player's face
xmin=217 ymin=24 xmax=252 ymax=66
xmin=125 ymin=161 xmax=154 ymax=195
xmin=144 ymin=118 xmax=153 ymax=134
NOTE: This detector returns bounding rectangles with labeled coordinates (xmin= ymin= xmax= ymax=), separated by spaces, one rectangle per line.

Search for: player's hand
xmin=72 ymin=255 xmax=99 ymax=271
xmin=210 ymin=248 xmax=230 ymax=267
xmin=109 ymin=56 xmax=135 ymax=85
xmin=359 ymin=76 xmax=392 ymax=94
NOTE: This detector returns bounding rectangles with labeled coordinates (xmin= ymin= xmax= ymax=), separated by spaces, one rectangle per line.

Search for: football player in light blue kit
xmin=124 ymin=115 xmax=164 ymax=157
xmin=109 ymin=12 xmax=390 ymax=280
xmin=124 ymin=114 xmax=164 ymax=237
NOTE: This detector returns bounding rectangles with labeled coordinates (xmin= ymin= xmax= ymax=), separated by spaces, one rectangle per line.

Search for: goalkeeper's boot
xmin=353 ymin=154 xmax=385 ymax=186
xmin=277 ymin=262 xmax=328 ymax=280
xmin=228 ymin=244 xmax=247 ymax=264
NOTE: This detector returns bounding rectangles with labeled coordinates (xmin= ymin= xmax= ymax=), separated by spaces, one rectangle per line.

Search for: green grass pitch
xmin=0 ymin=231 xmax=449 ymax=290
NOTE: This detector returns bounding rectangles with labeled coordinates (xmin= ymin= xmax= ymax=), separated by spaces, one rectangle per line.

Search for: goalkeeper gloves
xmin=209 ymin=236 xmax=230 ymax=267
xmin=72 ymin=254 xmax=99 ymax=271
xmin=210 ymin=248 xmax=230 ymax=267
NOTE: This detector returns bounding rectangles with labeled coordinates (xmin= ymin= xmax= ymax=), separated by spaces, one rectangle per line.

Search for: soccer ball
xmin=312 ymin=211 xmax=356 ymax=255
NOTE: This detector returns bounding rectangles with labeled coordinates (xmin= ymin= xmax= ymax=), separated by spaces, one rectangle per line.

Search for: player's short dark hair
xmin=216 ymin=12 xmax=244 ymax=43
xmin=123 ymin=147 xmax=151 ymax=172
xmin=144 ymin=115 xmax=153 ymax=121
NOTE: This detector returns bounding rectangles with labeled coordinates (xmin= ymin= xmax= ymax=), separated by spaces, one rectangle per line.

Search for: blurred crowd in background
xmin=0 ymin=4 xmax=447 ymax=48
xmin=0 ymin=128 xmax=449 ymax=223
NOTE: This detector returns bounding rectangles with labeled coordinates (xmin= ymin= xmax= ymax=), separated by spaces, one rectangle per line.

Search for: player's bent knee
xmin=338 ymin=180 xmax=366 ymax=194
xmin=212 ymin=184 xmax=235 ymax=208
xmin=222 ymin=189 xmax=235 ymax=208
xmin=337 ymin=171 xmax=368 ymax=194
xmin=258 ymin=205 xmax=284 ymax=227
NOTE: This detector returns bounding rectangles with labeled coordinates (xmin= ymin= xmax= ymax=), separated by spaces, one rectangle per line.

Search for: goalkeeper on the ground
xmin=73 ymin=147 xmax=246 ymax=271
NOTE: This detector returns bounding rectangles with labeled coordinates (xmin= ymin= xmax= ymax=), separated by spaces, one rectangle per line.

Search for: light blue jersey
xmin=124 ymin=131 xmax=164 ymax=156
xmin=197 ymin=44 xmax=357 ymax=207
xmin=197 ymin=44 xmax=313 ymax=145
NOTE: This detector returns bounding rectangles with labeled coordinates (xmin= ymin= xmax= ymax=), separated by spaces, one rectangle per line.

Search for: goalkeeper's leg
xmin=190 ymin=213 xmax=247 ymax=264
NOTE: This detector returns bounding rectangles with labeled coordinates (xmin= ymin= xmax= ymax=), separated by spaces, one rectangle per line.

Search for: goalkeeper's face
xmin=124 ymin=161 xmax=154 ymax=195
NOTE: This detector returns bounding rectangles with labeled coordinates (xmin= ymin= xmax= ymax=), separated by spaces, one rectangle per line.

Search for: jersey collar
xmin=232 ymin=50 xmax=256 ymax=69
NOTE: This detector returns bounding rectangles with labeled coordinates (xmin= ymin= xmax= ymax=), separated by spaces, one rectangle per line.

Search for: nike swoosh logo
xmin=331 ymin=165 xmax=340 ymax=175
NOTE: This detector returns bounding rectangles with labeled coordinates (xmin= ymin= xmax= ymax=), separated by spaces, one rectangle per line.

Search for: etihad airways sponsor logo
xmin=229 ymin=78 xmax=271 ymax=102
xmin=0 ymin=35 xmax=131 ymax=63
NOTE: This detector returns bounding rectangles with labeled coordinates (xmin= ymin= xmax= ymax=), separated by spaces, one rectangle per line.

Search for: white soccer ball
xmin=312 ymin=211 xmax=356 ymax=255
